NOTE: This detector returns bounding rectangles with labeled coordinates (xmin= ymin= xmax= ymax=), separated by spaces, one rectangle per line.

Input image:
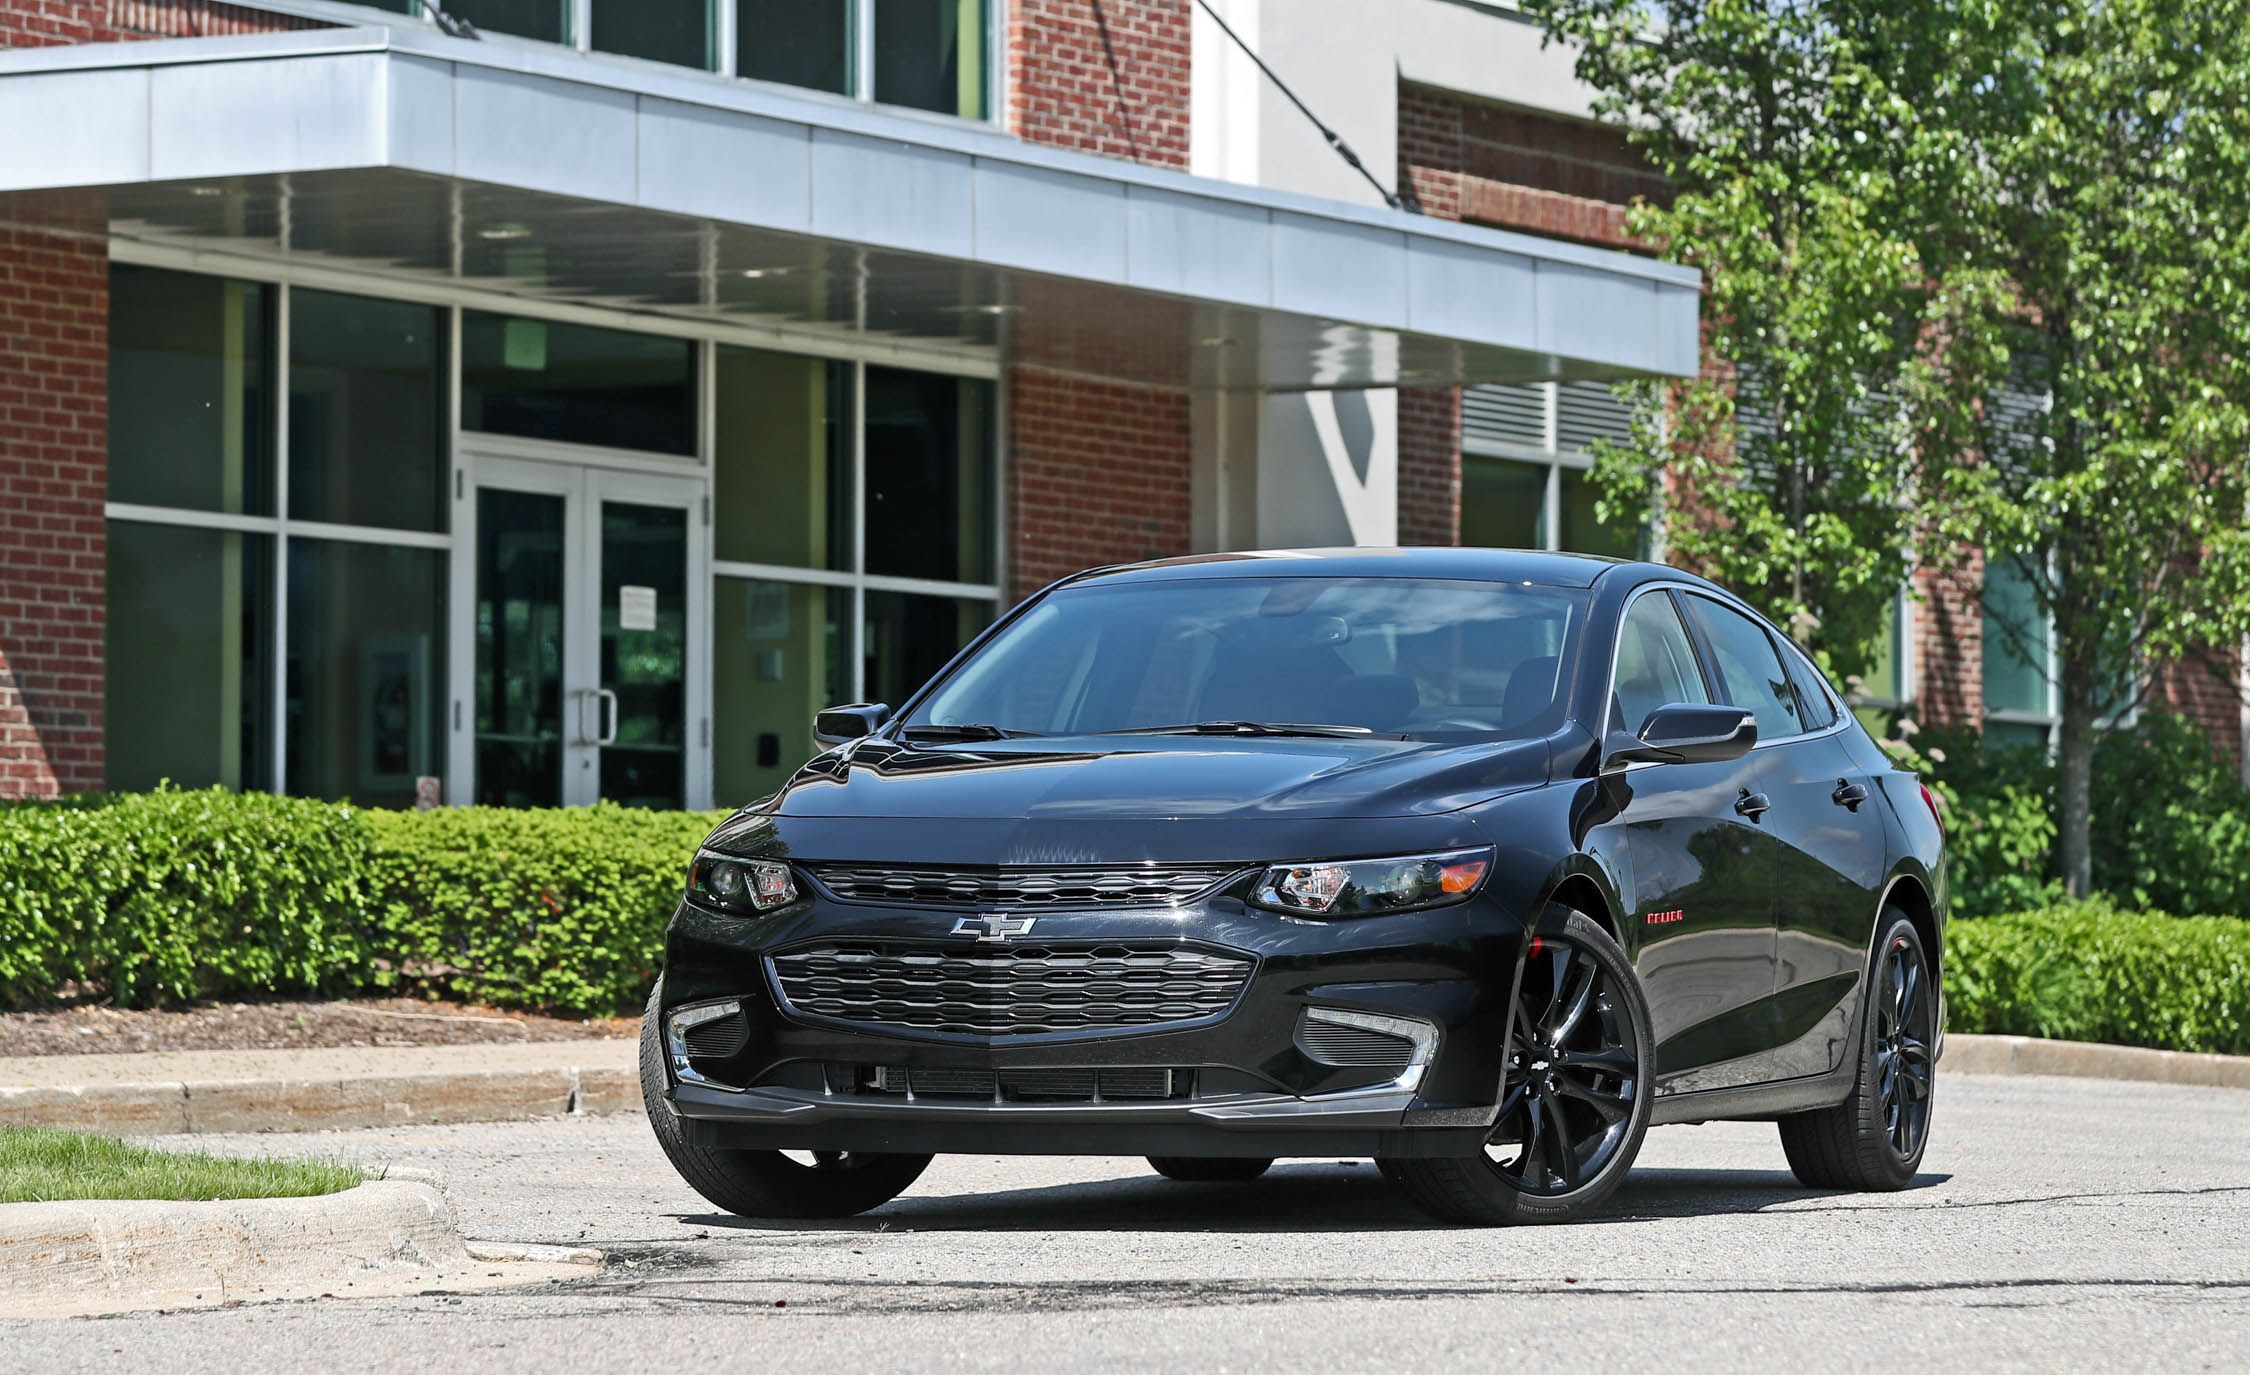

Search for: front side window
xmin=1681 ymin=595 xmax=1801 ymax=741
xmin=1611 ymin=591 xmax=1710 ymax=735
xmin=912 ymin=577 xmax=1587 ymax=740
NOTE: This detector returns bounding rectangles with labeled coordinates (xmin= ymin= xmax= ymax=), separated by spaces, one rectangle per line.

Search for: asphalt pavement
xmin=3 ymin=1072 xmax=2244 ymax=1373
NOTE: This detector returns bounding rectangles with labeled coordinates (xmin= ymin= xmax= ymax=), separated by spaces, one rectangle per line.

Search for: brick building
xmin=12 ymin=1 xmax=2214 ymax=810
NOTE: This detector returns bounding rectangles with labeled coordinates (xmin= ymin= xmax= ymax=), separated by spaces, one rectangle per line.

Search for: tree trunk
xmin=2056 ymin=665 xmax=2095 ymax=899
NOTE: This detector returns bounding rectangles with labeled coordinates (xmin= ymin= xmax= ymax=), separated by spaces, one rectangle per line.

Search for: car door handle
xmin=1832 ymin=779 xmax=1870 ymax=810
xmin=1734 ymin=789 xmax=1772 ymax=820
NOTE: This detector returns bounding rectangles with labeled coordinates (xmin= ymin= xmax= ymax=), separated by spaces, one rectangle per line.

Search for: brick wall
xmin=1007 ymin=367 xmax=1191 ymax=601
xmin=0 ymin=0 xmax=322 ymax=45
xmin=1911 ymin=555 xmax=1985 ymax=729
xmin=1398 ymin=82 xmax=1658 ymax=250
xmin=1396 ymin=385 xmax=1459 ymax=547
xmin=2149 ymin=650 xmax=2244 ymax=763
xmin=1006 ymin=0 xmax=1190 ymax=168
xmin=0 ymin=208 xmax=108 ymax=796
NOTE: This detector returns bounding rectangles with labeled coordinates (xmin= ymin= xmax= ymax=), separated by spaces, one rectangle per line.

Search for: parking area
xmin=5 ymin=1072 xmax=2245 ymax=1373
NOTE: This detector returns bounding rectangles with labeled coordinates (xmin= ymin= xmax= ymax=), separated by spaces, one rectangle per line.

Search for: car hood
xmin=702 ymin=733 xmax=1553 ymax=864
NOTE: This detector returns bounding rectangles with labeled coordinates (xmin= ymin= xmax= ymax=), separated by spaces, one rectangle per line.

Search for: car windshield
xmin=907 ymin=576 xmax=1587 ymax=741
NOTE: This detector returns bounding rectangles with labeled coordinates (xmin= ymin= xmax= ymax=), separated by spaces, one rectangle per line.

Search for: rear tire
xmin=1777 ymin=911 xmax=1935 ymax=1191
xmin=640 ymin=979 xmax=932 ymax=1218
xmin=1146 ymin=1156 xmax=1273 ymax=1182
xmin=1381 ymin=911 xmax=1654 ymax=1225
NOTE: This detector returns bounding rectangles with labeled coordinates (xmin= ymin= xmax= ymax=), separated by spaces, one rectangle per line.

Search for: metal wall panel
xmin=808 ymin=129 xmax=975 ymax=259
xmin=1406 ymin=236 xmax=1538 ymax=352
xmin=152 ymin=54 xmax=385 ymax=181
xmin=637 ymin=97 xmax=812 ymax=232
xmin=973 ymin=162 xmax=1128 ymax=282
xmin=1122 ymin=186 xmax=1270 ymax=307
xmin=0 ymin=69 xmax=148 ymax=190
xmin=1270 ymin=213 xmax=1405 ymax=330
xmin=453 ymin=65 xmax=639 ymax=205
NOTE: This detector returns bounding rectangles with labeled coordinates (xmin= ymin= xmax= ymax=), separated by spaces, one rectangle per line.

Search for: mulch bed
xmin=0 ymin=996 xmax=637 ymax=1057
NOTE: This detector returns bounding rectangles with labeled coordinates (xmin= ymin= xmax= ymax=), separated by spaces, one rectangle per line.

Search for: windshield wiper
xmin=899 ymin=722 xmax=1038 ymax=742
xmin=1101 ymin=720 xmax=1379 ymax=739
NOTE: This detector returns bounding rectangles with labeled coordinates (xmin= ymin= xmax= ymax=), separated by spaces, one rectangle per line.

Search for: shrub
xmin=0 ymin=786 xmax=372 ymax=1007
xmin=361 ymin=804 xmax=720 ymax=1016
xmin=1945 ymin=902 xmax=2250 ymax=1055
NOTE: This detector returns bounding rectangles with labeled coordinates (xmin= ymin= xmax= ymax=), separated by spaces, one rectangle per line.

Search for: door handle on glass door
xmin=594 ymin=688 xmax=620 ymax=747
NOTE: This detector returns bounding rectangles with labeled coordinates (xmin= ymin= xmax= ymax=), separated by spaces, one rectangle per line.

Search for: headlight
xmin=1252 ymin=848 xmax=1492 ymax=918
xmin=688 ymin=851 xmax=797 ymax=915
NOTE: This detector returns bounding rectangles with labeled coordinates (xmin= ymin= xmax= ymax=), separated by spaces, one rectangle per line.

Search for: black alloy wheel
xmin=1778 ymin=910 xmax=1937 ymax=1191
xmin=1381 ymin=909 xmax=1655 ymax=1225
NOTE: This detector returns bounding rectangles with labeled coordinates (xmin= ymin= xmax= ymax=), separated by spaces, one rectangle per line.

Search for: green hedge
xmin=0 ymin=786 xmax=719 ymax=1016
xmin=1945 ymin=903 xmax=2250 ymax=1055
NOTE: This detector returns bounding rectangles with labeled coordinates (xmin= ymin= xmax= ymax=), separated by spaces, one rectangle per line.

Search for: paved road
xmin=5 ymin=1073 xmax=2246 ymax=1373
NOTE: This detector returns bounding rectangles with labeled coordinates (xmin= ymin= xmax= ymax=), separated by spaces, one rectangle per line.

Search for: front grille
xmin=1295 ymin=1016 xmax=1415 ymax=1072
xmin=768 ymin=941 xmax=1254 ymax=1039
xmin=801 ymin=863 xmax=1240 ymax=910
xmin=861 ymin=1065 xmax=1181 ymax=1101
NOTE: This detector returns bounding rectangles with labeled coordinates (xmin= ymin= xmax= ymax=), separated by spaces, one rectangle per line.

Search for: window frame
xmin=1604 ymin=586 xmax=1718 ymax=741
xmin=1676 ymin=590 xmax=1815 ymax=746
xmin=1461 ymin=383 xmax=1649 ymax=558
xmin=104 ymin=244 xmax=1005 ymax=809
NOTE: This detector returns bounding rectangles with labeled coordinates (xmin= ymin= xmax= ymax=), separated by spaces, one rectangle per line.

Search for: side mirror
xmin=1602 ymin=703 xmax=1757 ymax=771
xmin=813 ymin=702 xmax=891 ymax=746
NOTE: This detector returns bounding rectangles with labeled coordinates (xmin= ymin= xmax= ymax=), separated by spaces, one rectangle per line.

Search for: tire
xmin=1146 ymin=1156 xmax=1274 ymax=1182
xmin=1777 ymin=910 xmax=1935 ymax=1191
xmin=1381 ymin=910 xmax=1655 ymax=1225
xmin=639 ymin=979 xmax=933 ymax=1218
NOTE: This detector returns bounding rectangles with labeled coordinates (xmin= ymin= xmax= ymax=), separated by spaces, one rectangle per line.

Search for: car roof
xmin=1060 ymin=547 xmax=1686 ymax=592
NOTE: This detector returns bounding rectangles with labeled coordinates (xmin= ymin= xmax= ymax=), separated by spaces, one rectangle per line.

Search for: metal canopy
xmin=0 ymin=26 xmax=1700 ymax=391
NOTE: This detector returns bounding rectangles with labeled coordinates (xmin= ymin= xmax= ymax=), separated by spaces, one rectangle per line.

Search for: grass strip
xmin=0 ymin=1126 xmax=369 ymax=1204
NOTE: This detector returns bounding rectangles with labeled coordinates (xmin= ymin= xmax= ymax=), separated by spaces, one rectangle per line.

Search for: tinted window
xmin=109 ymin=265 xmax=272 ymax=515
xmin=863 ymin=367 xmax=993 ymax=584
xmin=874 ymin=0 xmax=987 ymax=118
xmin=739 ymin=0 xmax=850 ymax=94
xmin=288 ymin=288 xmax=444 ymax=532
xmin=1612 ymin=591 xmax=1710 ymax=734
xmin=912 ymin=577 xmax=1586 ymax=740
xmin=1781 ymin=645 xmax=1839 ymax=731
xmin=591 ymin=0 xmax=710 ymax=68
xmin=1681 ymin=595 xmax=1801 ymax=740
xmin=461 ymin=313 xmax=695 ymax=456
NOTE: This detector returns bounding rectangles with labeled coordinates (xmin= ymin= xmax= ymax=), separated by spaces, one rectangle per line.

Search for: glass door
xmin=450 ymin=453 xmax=706 ymax=808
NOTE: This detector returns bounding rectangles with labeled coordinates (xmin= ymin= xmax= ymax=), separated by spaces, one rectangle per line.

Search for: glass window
xmin=108 ymin=265 xmax=272 ymax=516
xmin=284 ymin=540 xmax=446 ymax=807
xmin=1557 ymin=468 xmax=1640 ymax=559
xmin=288 ymin=289 xmax=445 ymax=532
xmin=739 ymin=0 xmax=851 ymax=94
xmin=462 ymin=313 xmax=696 ymax=456
xmin=592 ymin=0 xmax=711 ymax=69
xmin=1612 ymin=592 xmax=1710 ymax=735
xmin=713 ymin=578 xmax=848 ymax=803
xmin=474 ymin=489 xmax=567 ymax=807
xmin=1681 ymin=594 xmax=1802 ymax=740
xmin=1982 ymin=554 xmax=2050 ymax=718
xmin=600 ymin=502 xmax=690 ymax=809
xmin=863 ymin=367 xmax=993 ymax=583
xmin=866 ymin=590 xmax=992 ymax=710
xmin=1780 ymin=644 xmax=1839 ymax=731
xmin=105 ymin=521 xmax=273 ymax=792
xmin=1860 ymin=598 xmax=1904 ymax=702
xmin=446 ymin=0 xmax=567 ymax=43
xmin=874 ymin=0 xmax=987 ymax=118
xmin=1459 ymin=456 xmax=1544 ymax=549
xmin=713 ymin=348 xmax=852 ymax=570
xmin=909 ymin=577 xmax=1586 ymax=739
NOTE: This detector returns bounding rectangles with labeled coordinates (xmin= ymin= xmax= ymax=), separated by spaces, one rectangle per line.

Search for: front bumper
xmin=657 ymin=873 xmax=1528 ymax=1159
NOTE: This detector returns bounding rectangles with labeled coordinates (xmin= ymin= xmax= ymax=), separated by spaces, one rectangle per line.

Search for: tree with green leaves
xmin=1533 ymin=0 xmax=2250 ymax=898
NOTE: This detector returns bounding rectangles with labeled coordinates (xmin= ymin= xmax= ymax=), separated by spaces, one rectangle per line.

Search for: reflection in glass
xmin=713 ymin=578 xmax=847 ymax=804
xmin=288 ymin=289 xmax=445 ymax=532
xmin=864 ymin=590 xmax=991 ymax=711
xmin=713 ymin=348 xmax=852 ymax=570
xmin=1459 ymin=455 xmax=1544 ymax=549
xmin=285 ymin=540 xmax=446 ymax=807
xmin=475 ymin=490 xmax=566 ymax=806
xmin=447 ymin=0 xmax=567 ymax=42
xmin=592 ymin=0 xmax=711 ymax=69
xmin=739 ymin=0 xmax=850 ymax=94
xmin=1558 ymin=468 xmax=1641 ymax=559
xmin=1982 ymin=554 xmax=2050 ymax=717
xmin=863 ymin=367 xmax=994 ymax=583
xmin=462 ymin=313 xmax=696 ymax=455
xmin=109 ymin=265 xmax=272 ymax=515
xmin=106 ymin=521 xmax=272 ymax=792
xmin=874 ymin=0 xmax=987 ymax=118
xmin=601 ymin=502 xmax=689 ymax=808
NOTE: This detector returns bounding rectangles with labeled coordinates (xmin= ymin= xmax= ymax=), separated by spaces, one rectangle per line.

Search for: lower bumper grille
xmin=769 ymin=941 xmax=1254 ymax=1039
xmin=862 ymin=1065 xmax=1181 ymax=1102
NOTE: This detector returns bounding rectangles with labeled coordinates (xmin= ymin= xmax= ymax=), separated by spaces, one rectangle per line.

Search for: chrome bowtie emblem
xmin=951 ymin=914 xmax=1038 ymax=943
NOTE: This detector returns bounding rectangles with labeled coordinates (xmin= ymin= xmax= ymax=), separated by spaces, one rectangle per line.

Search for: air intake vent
xmin=1295 ymin=1014 xmax=1414 ymax=1072
xmin=862 ymin=1065 xmax=1180 ymax=1102
xmin=803 ymin=863 xmax=1239 ymax=910
xmin=681 ymin=1008 xmax=750 ymax=1061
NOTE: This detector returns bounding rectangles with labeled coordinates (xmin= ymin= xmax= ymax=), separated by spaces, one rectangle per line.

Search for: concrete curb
xmin=0 ymin=1180 xmax=599 ymax=1318
xmin=0 ymin=1042 xmax=641 ymax=1135
xmin=1942 ymin=1032 xmax=2250 ymax=1091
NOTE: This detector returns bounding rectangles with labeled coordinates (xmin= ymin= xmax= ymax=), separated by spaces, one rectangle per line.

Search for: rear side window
xmin=1681 ymin=595 xmax=1802 ymax=740
xmin=1781 ymin=646 xmax=1839 ymax=731
xmin=1612 ymin=591 xmax=1710 ymax=734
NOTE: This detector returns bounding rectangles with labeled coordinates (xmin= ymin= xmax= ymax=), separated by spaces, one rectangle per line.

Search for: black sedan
xmin=643 ymin=549 xmax=1945 ymax=1225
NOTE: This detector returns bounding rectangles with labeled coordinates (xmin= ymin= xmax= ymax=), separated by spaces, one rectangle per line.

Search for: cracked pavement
xmin=4 ymin=1073 xmax=2244 ymax=1372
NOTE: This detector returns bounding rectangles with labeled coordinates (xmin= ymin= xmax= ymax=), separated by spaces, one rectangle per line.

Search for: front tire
xmin=1777 ymin=911 xmax=1935 ymax=1191
xmin=1146 ymin=1156 xmax=1273 ymax=1182
xmin=639 ymin=979 xmax=933 ymax=1218
xmin=1381 ymin=910 xmax=1655 ymax=1225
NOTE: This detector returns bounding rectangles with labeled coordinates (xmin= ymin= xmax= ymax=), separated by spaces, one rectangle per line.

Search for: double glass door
xmin=451 ymin=454 xmax=705 ymax=808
